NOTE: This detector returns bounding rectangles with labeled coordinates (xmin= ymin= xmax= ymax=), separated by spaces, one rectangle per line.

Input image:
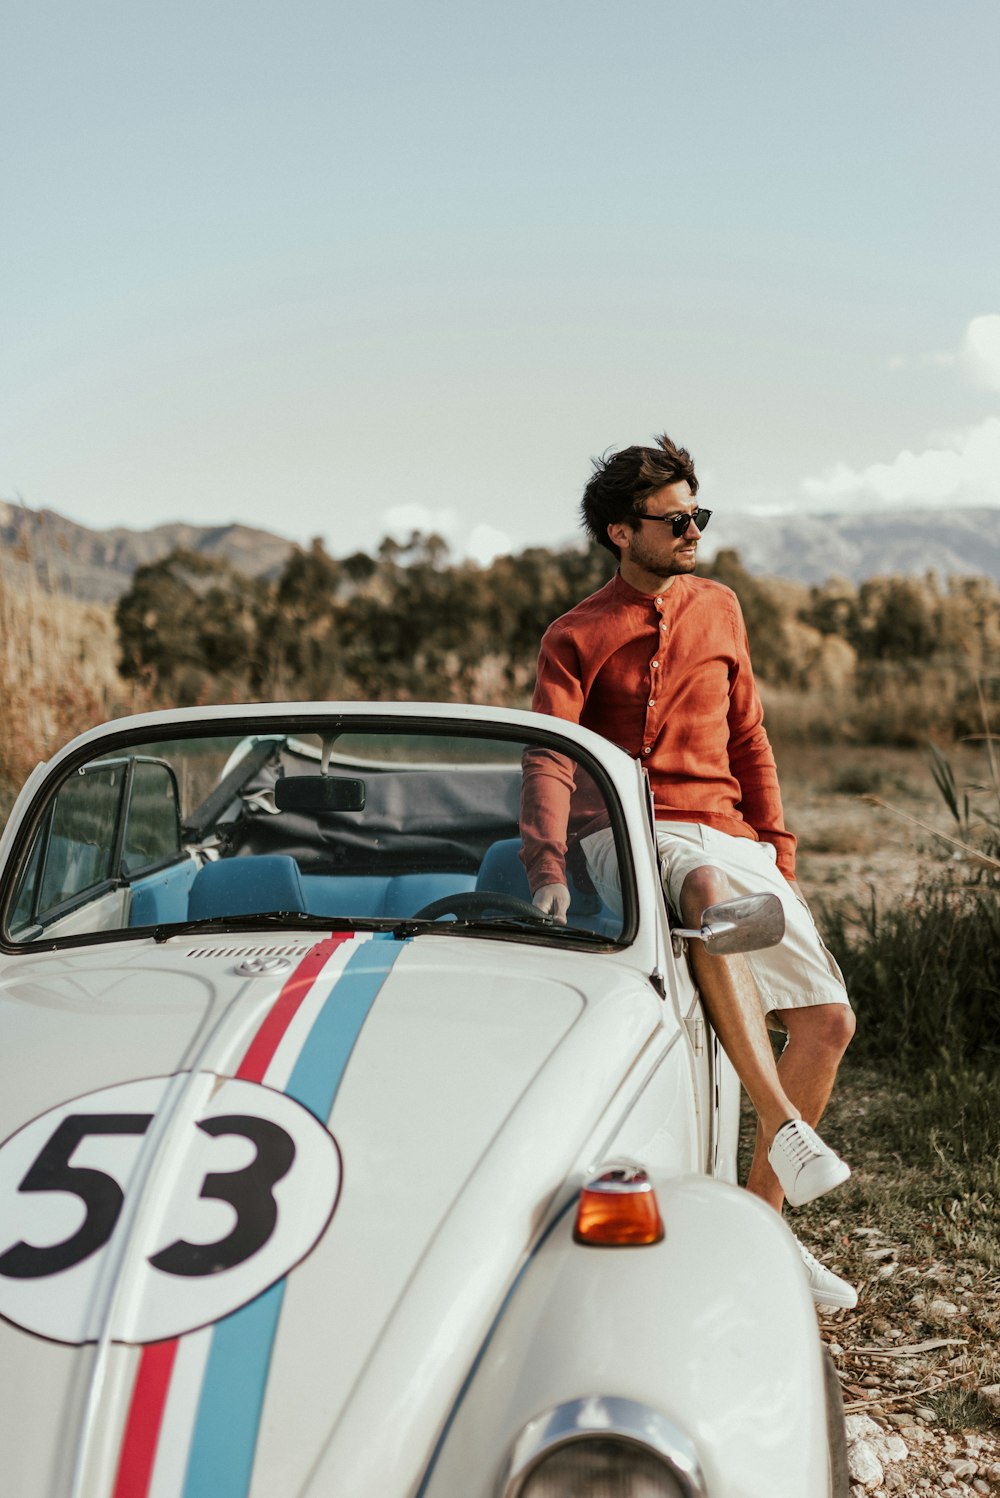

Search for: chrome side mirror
xmin=672 ymin=892 xmax=785 ymax=955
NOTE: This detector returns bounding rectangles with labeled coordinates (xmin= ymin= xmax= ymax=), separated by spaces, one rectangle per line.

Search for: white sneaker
xmin=796 ymin=1237 xmax=858 ymax=1309
xmin=768 ymin=1119 xmax=851 ymax=1207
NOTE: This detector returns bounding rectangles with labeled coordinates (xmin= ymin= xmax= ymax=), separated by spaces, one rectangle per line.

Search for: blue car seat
xmin=187 ymin=855 xmax=307 ymax=921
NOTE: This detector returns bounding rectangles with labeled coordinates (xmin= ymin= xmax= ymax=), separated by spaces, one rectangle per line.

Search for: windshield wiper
xmin=148 ymin=912 xmax=396 ymax=943
xmin=390 ymin=916 xmax=612 ymax=944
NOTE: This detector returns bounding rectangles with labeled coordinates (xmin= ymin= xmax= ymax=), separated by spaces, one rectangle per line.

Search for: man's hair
xmin=581 ymin=432 xmax=699 ymax=557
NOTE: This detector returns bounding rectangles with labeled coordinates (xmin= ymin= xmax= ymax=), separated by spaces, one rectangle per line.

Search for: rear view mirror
xmin=273 ymin=775 xmax=366 ymax=814
xmin=672 ymin=892 xmax=785 ymax=955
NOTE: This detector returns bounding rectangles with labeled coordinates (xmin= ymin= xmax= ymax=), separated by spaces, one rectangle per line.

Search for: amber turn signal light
xmin=573 ymin=1166 xmax=665 ymax=1246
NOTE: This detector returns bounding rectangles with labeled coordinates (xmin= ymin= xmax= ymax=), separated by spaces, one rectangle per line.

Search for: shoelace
xmin=797 ymin=1241 xmax=823 ymax=1274
xmin=774 ymin=1121 xmax=820 ymax=1165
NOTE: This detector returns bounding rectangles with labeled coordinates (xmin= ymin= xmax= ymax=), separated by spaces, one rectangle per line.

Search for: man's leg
xmin=679 ymin=864 xmax=852 ymax=1210
xmin=679 ymin=860 xmax=857 ymax=1308
xmin=744 ymin=1003 xmax=856 ymax=1210
xmin=679 ymin=865 xmax=802 ymax=1154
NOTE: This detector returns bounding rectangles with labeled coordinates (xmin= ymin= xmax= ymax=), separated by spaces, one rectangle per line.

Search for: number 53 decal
xmin=0 ymin=1076 xmax=342 ymax=1345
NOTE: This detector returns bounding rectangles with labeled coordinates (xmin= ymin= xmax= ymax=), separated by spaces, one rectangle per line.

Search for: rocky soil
xmin=819 ymin=1253 xmax=1000 ymax=1494
xmin=742 ymin=1068 xmax=999 ymax=1495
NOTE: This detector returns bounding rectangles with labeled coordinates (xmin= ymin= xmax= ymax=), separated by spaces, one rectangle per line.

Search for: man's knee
xmin=784 ymin=1003 xmax=856 ymax=1056
xmin=678 ymin=864 xmax=734 ymax=925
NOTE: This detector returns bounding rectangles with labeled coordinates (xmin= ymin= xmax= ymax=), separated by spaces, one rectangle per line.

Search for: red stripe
xmin=236 ymin=935 xmax=353 ymax=1083
xmin=109 ymin=935 xmax=351 ymax=1496
xmin=111 ymin=1339 xmax=179 ymax=1498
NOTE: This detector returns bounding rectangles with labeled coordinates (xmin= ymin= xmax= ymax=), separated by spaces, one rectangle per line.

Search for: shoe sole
xmin=810 ymin=1283 xmax=859 ymax=1310
xmin=781 ymin=1158 xmax=851 ymax=1209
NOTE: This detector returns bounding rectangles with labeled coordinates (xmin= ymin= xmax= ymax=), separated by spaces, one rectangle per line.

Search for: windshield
xmin=2 ymin=719 xmax=631 ymax=949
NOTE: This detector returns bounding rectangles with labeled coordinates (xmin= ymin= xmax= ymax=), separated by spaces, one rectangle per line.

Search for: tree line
xmin=114 ymin=535 xmax=1000 ymax=744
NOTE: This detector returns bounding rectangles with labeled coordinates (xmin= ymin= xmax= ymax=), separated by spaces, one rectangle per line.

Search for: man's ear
xmin=607 ymin=519 xmax=631 ymax=555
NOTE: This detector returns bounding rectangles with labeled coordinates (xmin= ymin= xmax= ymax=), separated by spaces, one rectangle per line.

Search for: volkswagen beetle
xmin=0 ymin=701 xmax=847 ymax=1498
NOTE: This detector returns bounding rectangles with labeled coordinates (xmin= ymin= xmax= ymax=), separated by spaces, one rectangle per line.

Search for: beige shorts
xmin=581 ymin=820 xmax=851 ymax=1028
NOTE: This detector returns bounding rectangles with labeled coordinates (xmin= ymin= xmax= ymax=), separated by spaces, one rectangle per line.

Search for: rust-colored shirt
xmin=522 ymin=571 xmax=796 ymax=889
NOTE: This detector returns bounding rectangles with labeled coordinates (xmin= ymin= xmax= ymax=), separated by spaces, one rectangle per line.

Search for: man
xmin=521 ymin=433 xmax=857 ymax=1309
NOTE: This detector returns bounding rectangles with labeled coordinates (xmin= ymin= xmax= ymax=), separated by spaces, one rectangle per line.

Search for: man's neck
xmin=618 ymin=561 xmax=681 ymax=595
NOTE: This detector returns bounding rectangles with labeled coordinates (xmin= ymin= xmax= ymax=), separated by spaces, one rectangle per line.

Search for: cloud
xmin=465 ymin=523 xmax=514 ymax=566
xmin=886 ymin=350 xmax=956 ymax=372
xmin=961 ymin=314 xmax=1000 ymax=392
xmin=802 ymin=416 xmax=1000 ymax=509
xmin=802 ymin=316 xmax=1000 ymax=511
xmin=379 ymin=503 xmax=512 ymax=564
xmin=381 ymin=502 xmax=458 ymax=542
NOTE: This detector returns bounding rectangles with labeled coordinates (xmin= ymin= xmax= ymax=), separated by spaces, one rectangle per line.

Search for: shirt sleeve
xmin=725 ymin=596 xmax=797 ymax=879
xmin=519 ymin=628 xmax=583 ymax=892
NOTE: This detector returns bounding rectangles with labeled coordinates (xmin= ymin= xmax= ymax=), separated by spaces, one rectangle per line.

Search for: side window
xmin=9 ymin=825 xmax=46 ymax=934
xmin=37 ymin=765 xmax=123 ymax=913
xmin=122 ymin=761 xmax=182 ymax=876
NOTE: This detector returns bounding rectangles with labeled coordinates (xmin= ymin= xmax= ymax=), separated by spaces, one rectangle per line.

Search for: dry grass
xmin=762 ymin=667 xmax=997 ymax=748
xmin=0 ymin=575 xmax=146 ymax=815
xmin=771 ymin=739 xmax=995 ymax=915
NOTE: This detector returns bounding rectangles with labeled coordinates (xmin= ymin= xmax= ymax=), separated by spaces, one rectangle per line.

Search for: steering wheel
xmin=409 ymin=890 xmax=552 ymax=922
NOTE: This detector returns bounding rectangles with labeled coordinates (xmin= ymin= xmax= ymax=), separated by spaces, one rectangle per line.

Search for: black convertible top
xmin=229 ymin=740 xmax=522 ymax=875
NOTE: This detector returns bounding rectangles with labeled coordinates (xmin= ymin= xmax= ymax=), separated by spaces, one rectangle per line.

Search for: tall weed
xmin=824 ymin=882 xmax=1000 ymax=1069
xmin=0 ymin=574 xmax=141 ymax=816
xmin=824 ymin=720 xmax=1000 ymax=1073
xmin=764 ymin=667 xmax=994 ymax=748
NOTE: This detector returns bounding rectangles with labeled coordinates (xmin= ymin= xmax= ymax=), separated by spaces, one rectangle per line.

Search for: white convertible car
xmin=0 ymin=702 xmax=847 ymax=1498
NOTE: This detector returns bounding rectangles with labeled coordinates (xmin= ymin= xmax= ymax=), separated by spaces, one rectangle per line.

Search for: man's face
xmin=609 ymin=480 xmax=704 ymax=582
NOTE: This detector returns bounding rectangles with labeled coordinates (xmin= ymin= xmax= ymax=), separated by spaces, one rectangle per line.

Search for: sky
xmin=3 ymin=1 xmax=1000 ymax=564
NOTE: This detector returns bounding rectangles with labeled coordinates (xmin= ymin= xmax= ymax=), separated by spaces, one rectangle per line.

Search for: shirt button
xmin=660 ymin=622 xmax=668 ymax=632
xmin=651 ymin=661 xmax=660 ymax=669
xmin=655 ymin=596 xmax=663 ymax=604
xmin=642 ymin=746 xmax=651 ymax=755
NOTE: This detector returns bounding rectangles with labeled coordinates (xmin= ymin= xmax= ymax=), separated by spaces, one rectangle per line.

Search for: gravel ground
xmin=818 ymin=1245 xmax=1000 ymax=1494
xmin=741 ymin=1069 xmax=1000 ymax=1495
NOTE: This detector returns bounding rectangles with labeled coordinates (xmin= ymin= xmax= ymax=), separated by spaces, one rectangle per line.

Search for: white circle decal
xmin=0 ymin=1074 xmax=342 ymax=1345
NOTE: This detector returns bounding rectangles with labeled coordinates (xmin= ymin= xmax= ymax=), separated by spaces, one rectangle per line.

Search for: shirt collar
xmin=610 ymin=571 xmax=686 ymax=605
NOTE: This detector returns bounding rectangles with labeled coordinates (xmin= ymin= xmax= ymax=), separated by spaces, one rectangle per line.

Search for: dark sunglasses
xmin=634 ymin=507 xmax=712 ymax=536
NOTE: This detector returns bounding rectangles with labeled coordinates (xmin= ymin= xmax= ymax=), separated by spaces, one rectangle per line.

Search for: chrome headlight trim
xmin=498 ymin=1396 xmax=708 ymax=1497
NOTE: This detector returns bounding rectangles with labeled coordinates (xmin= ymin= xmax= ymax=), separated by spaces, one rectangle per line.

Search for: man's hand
xmin=532 ymin=882 xmax=571 ymax=924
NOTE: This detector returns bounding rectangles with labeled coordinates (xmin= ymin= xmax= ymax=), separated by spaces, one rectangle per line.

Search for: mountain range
xmin=0 ymin=501 xmax=295 ymax=604
xmin=706 ymin=506 xmax=1000 ymax=587
xmin=2 ymin=497 xmax=1000 ymax=603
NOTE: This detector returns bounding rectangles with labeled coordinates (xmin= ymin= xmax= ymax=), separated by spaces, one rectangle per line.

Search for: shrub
xmin=823 ymin=730 xmax=1000 ymax=1071
xmin=824 ymin=880 xmax=1000 ymax=1070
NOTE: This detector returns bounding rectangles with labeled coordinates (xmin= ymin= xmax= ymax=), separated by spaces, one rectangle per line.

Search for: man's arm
xmin=520 ymin=628 xmax=585 ymax=918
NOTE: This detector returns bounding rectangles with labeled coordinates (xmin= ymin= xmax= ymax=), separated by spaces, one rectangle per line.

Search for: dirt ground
xmin=774 ymin=741 xmax=984 ymax=914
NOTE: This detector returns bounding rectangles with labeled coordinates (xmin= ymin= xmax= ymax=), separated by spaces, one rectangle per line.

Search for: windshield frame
xmin=0 ymin=711 xmax=639 ymax=955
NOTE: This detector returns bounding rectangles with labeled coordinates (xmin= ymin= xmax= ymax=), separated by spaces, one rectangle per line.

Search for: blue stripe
xmin=285 ymin=935 xmax=402 ymax=1121
xmin=181 ymin=932 xmax=405 ymax=1498
xmin=181 ymin=1281 xmax=286 ymax=1498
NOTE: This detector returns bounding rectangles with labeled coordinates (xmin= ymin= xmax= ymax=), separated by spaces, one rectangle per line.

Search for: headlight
xmin=516 ymin=1435 xmax=686 ymax=1496
xmin=500 ymin=1398 xmax=706 ymax=1498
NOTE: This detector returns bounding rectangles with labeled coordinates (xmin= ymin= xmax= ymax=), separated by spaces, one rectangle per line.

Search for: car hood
xmin=0 ymin=929 xmax=664 ymax=1498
